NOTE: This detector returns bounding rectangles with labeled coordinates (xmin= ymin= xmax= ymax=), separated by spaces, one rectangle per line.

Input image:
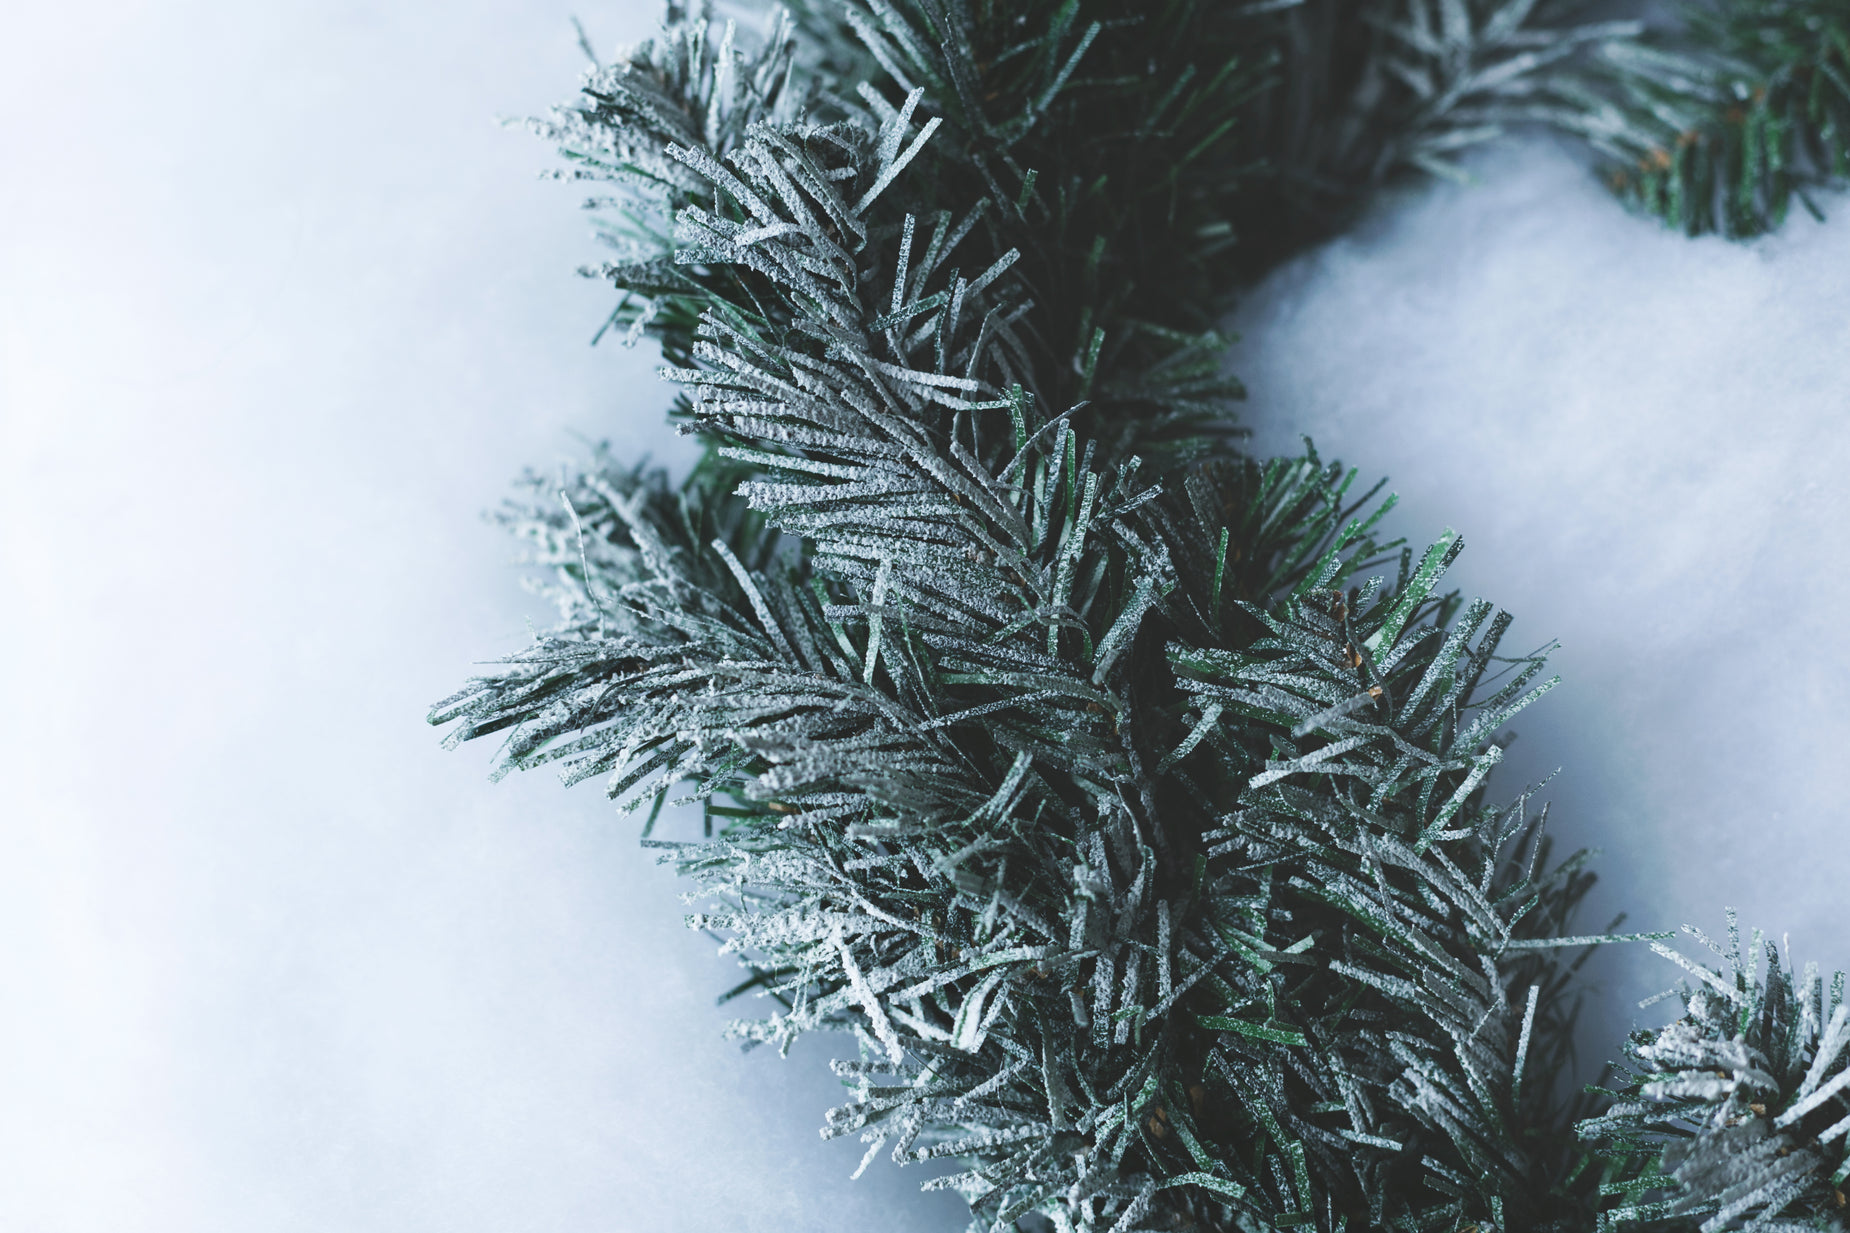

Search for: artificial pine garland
xmin=431 ymin=2 xmax=1850 ymax=1228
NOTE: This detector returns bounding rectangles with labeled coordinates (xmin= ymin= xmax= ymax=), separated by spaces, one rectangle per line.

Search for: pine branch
xmin=1579 ymin=915 xmax=1850 ymax=1230
xmin=435 ymin=2 xmax=1850 ymax=1229
xmin=1561 ymin=0 xmax=1850 ymax=237
xmin=1223 ymin=0 xmax=1645 ymax=259
xmin=437 ymin=7 xmax=1616 ymax=1217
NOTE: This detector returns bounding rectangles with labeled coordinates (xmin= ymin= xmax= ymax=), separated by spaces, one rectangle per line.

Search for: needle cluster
xmin=434 ymin=2 xmax=1848 ymax=1229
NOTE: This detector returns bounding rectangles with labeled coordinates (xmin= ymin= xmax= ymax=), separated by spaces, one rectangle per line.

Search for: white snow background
xmin=0 ymin=1 xmax=1845 ymax=1230
xmin=0 ymin=1 xmax=962 ymax=1230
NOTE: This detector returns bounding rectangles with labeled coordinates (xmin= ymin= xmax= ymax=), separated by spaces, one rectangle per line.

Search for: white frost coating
xmin=837 ymin=925 xmax=906 ymax=1064
xmin=1229 ymin=136 xmax=1850 ymax=1066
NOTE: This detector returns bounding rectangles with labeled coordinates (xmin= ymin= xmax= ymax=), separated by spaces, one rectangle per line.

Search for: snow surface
xmin=0 ymin=1 xmax=961 ymax=1230
xmin=2 ymin=0 xmax=1846 ymax=1228
xmin=1229 ymin=139 xmax=1850 ymax=1063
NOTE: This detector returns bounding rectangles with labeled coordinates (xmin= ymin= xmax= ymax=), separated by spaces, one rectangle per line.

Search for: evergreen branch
xmin=436 ymin=2 xmax=1850 ymax=1229
xmin=1579 ymin=915 xmax=1850 ymax=1230
xmin=1562 ymin=0 xmax=1850 ymax=237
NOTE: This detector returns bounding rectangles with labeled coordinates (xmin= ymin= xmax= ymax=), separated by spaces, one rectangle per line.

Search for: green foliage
xmin=435 ymin=0 xmax=1846 ymax=1229
xmin=1579 ymin=917 xmax=1850 ymax=1231
xmin=1565 ymin=0 xmax=1850 ymax=237
xmin=541 ymin=0 xmax=1268 ymax=462
xmin=1221 ymin=0 xmax=1644 ymax=258
xmin=1162 ymin=541 xmax=1618 ymax=1230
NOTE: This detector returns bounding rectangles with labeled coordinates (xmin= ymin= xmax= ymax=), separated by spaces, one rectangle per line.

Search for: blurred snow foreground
xmin=0 ymin=0 xmax=1846 ymax=1229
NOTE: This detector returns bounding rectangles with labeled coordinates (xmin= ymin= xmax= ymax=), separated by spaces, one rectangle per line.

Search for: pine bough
xmin=432 ymin=2 xmax=1850 ymax=1229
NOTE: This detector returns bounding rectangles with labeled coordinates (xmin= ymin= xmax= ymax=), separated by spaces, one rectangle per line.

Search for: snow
xmin=3 ymin=1 xmax=1846 ymax=1228
xmin=1228 ymin=138 xmax=1850 ymax=1061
